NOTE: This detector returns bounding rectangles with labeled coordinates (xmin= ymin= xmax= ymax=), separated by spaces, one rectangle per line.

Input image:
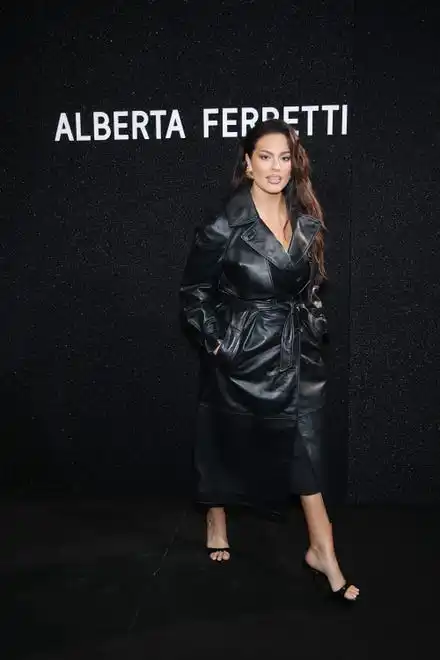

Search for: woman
xmin=179 ymin=119 xmax=359 ymax=602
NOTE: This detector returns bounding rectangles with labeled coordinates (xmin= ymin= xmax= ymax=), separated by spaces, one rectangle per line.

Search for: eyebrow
xmin=258 ymin=149 xmax=291 ymax=155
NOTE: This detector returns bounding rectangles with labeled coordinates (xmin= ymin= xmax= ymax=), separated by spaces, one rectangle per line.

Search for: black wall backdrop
xmin=349 ymin=4 xmax=440 ymax=502
xmin=1 ymin=1 xmax=438 ymax=502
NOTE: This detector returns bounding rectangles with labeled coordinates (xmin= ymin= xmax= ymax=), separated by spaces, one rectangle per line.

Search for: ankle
xmin=308 ymin=542 xmax=335 ymax=558
xmin=207 ymin=507 xmax=226 ymax=523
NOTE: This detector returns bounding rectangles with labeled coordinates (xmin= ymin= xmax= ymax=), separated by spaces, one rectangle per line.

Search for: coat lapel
xmin=241 ymin=218 xmax=295 ymax=270
xmin=290 ymin=214 xmax=322 ymax=266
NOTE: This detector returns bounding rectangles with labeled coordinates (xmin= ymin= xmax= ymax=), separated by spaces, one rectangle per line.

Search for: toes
xmin=345 ymin=585 xmax=360 ymax=600
xmin=217 ymin=550 xmax=230 ymax=561
xmin=209 ymin=550 xmax=230 ymax=562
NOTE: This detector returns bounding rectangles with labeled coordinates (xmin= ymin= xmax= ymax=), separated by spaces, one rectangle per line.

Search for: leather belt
xmin=279 ymin=300 xmax=304 ymax=372
xmin=217 ymin=292 xmax=308 ymax=373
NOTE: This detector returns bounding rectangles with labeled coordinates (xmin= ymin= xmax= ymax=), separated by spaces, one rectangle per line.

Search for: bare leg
xmin=300 ymin=493 xmax=359 ymax=600
xmin=206 ymin=507 xmax=230 ymax=562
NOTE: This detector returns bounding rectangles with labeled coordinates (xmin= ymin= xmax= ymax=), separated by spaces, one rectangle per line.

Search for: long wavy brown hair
xmin=231 ymin=119 xmax=327 ymax=281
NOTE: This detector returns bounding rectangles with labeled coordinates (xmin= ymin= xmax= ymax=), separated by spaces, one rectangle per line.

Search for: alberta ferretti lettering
xmin=54 ymin=104 xmax=349 ymax=142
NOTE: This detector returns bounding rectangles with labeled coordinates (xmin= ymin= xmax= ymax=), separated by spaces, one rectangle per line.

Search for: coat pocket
xmin=218 ymin=308 xmax=253 ymax=363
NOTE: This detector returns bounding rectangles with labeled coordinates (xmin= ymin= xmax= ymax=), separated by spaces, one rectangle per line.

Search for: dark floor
xmin=1 ymin=496 xmax=439 ymax=660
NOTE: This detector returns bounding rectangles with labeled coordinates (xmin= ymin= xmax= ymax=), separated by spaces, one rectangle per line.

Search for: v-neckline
xmin=283 ymin=231 xmax=294 ymax=253
xmin=257 ymin=214 xmax=294 ymax=254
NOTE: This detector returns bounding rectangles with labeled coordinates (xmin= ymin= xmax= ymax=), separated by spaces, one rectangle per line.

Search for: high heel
xmin=302 ymin=559 xmax=359 ymax=604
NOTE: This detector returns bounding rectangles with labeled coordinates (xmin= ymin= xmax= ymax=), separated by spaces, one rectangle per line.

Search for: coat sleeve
xmin=307 ymin=248 xmax=329 ymax=341
xmin=179 ymin=213 xmax=232 ymax=354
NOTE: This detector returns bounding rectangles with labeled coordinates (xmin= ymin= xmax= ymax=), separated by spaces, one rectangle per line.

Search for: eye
xmin=259 ymin=154 xmax=269 ymax=160
xmin=282 ymin=155 xmax=291 ymax=161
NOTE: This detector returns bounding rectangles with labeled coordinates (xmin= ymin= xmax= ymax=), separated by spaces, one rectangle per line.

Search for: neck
xmin=250 ymin=184 xmax=286 ymax=223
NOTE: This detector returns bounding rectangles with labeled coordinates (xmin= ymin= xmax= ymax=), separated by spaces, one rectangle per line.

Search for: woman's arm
xmin=179 ymin=213 xmax=232 ymax=354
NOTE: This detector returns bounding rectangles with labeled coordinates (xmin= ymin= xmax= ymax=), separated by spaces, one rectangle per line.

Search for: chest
xmin=219 ymin=220 xmax=313 ymax=298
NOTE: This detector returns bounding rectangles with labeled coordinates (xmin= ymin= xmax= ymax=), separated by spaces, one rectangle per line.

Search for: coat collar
xmin=224 ymin=184 xmax=259 ymax=226
xmin=224 ymin=184 xmax=322 ymax=270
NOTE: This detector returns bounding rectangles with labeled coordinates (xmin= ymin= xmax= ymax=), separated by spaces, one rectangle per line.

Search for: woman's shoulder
xmin=197 ymin=184 xmax=252 ymax=232
xmin=194 ymin=206 xmax=232 ymax=248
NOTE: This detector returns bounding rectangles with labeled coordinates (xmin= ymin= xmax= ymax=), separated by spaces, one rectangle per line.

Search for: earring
xmin=245 ymin=169 xmax=254 ymax=179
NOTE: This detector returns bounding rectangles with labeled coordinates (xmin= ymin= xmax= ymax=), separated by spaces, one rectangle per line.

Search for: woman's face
xmin=245 ymin=132 xmax=292 ymax=194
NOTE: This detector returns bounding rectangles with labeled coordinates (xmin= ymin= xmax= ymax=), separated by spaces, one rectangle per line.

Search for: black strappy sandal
xmin=303 ymin=559 xmax=359 ymax=604
xmin=331 ymin=581 xmax=358 ymax=603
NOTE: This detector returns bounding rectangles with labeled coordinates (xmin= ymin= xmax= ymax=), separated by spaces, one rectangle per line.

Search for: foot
xmin=305 ymin=547 xmax=359 ymax=601
xmin=206 ymin=509 xmax=230 ymax=562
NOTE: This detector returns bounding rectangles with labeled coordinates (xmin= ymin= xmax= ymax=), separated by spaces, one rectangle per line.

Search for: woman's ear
xmin=244 ymin=154 xmax=251 ymax=170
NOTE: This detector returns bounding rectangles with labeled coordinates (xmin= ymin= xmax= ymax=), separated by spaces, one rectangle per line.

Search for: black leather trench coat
xmin=180 ymin=184 xmax=328 ymax=509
